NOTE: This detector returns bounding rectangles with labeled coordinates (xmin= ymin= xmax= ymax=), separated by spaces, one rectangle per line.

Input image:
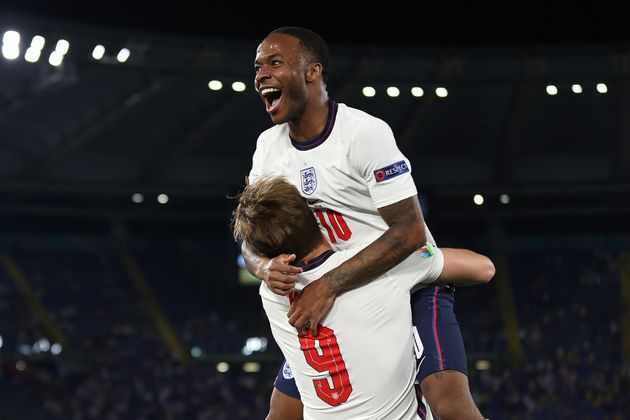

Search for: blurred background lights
xmin=411 ymin=87 xmax=424 ymax=97
xmin=92 ymin=44 xmax=105 ymax=60
xmin=362 ymin=86 xmax=376 ymax=97
xmin=117 ymin=48 xmax=130 ymax=63
xmin=473 ymin=194 xmax=484 ymax=205
xmin=232 ymin=81 xmax=246 ymax=92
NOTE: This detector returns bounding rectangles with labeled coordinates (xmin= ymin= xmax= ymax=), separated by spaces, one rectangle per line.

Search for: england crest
xmin=300 ymin=167 xmax=317 ymax=195
xmin=282 ymin=361 xmax=294 ymax=379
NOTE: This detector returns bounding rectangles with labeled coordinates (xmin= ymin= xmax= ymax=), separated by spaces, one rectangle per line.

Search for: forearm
xmin=241 ymin=241 xmax=267 ymax=279
xmin=323 ymin=223 xmax=425 ymax=294
xmin=435 ymin=248 xmax=495 ymax=286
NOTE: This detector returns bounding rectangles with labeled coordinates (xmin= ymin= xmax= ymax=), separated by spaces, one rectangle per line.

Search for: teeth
xmin=261 ymin=87 xmax=281 ymax=96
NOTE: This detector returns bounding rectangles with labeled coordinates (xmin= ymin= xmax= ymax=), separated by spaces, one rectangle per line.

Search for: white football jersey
xmin=249 ymin=100 xmax=440 ymax=287
xmin=260 ymin=247 xmax=444 ymax=419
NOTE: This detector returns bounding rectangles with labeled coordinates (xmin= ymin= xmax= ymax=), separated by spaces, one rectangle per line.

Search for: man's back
xmin=260 ymin=249 xmax=421 ymax=419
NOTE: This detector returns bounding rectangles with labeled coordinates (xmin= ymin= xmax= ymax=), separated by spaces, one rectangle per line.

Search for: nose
xmin=255 ymin=66 xmax=270 ymax=85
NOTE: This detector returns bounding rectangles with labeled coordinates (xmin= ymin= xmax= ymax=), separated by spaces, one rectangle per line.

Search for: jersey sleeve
xmin=348 ymin=118 xmax=418 ymax=209
xmin=387 ymin=244 xmax=445 ymax=291
xmin=248 ymin=134 xmax=265 ymax=184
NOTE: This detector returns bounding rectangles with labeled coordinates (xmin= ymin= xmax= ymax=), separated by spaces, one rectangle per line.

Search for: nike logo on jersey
xmin=306 ymin=198 xmax=321 ymax=205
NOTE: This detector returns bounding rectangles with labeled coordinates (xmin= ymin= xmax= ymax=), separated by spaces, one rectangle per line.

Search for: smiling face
xmin=254 ymin=32 xmax=312 ymax=125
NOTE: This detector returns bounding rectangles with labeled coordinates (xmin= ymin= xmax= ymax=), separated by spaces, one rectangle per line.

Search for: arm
xmin=241 ymin=241 xmax=302 ymax=295
xmin=436 ymin=248 xmax=495 ymax=286
xmin=288 ymin=195 xmax=426 ymax=334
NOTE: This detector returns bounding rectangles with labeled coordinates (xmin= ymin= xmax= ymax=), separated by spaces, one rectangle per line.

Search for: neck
xmin=289 ymin=90 xmax=329 ymax=141
xmin=299 ymin=239 xmax=332 ymax=264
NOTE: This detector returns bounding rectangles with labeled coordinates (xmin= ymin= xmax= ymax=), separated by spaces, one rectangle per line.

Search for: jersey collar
xmin=292 ymin=249 xmax=335 ymax=272
xmin=290 ymin=100 xmax=338 ymax=151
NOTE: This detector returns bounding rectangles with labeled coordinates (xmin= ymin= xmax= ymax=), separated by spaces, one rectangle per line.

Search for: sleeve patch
xmin=373 ymin=160 xmax=409 ymax=183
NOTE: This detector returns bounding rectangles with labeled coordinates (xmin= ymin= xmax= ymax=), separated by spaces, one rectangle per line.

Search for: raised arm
xmin=436 ymin=248 xmax=495 ymax=286
xmin=287 ymin=195 xmax=426 ymax=334
xmin=241 ymin=241 xmax=302 ymax=295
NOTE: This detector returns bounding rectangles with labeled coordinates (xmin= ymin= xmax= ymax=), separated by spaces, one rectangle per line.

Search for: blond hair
xmin=232 ymin=176 xmax=322 ymax=259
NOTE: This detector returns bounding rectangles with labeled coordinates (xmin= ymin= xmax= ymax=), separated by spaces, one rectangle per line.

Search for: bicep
xmin=377 ymin=195 xmax=425 ymax=228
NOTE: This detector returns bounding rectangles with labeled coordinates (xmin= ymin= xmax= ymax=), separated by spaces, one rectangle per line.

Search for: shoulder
xmin=256 ymin=124 xmax=288 ymax=151
xmin=337 ymin=103 xmax=394 ymax=141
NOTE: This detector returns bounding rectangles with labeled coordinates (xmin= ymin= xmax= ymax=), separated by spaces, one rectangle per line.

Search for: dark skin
xmin=254 ymin=32 xmax=426 ymax=336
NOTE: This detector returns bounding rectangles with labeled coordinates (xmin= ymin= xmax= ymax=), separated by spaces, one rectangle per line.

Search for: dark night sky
xmin=1 ymin=0 xmax=629 ymax=47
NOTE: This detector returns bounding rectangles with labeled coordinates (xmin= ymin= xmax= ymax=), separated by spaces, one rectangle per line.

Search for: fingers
xmin=268 ymin=279 xmax=296 ymax=295
xmin=270 ymin=254 xmax=303 ymax=274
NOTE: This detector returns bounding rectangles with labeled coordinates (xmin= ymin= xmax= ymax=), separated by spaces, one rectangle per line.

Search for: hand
xmin=288 ymin=277 xmax=336 ymax=335
xmin=259 ymin=254 xmax=302 ymax=295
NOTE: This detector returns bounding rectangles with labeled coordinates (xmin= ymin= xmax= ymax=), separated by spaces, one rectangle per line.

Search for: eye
xmin=271 ymin=59 xmax=282 ymax=65
xmin=254 ymin=66 xmax=260 ymax=74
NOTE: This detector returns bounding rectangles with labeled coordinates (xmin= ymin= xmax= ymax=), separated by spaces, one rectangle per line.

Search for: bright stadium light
xmin=55 ymin=39 xmax=69 ymax=55
xmin=435 ymin=87 xmax=448 ymax=98
xmin=596 ymin=83 xmax=608 ymax=93
xmin=24 ymin=48 xmax=41 ymax=62
xmin=48 ymin=50 xmax=64 ymax=66
xmin=157 ymin=193 xmax=169 ymax=204
xmin=131 ymin=193 xmax=144 ymax=203
xmin=31 ymin=35 xmax=45 ymax=50
xmin=2 ymin=31 xmax=20 ymax=60
xmin=386 ymin=87 xmax=400 ymax=97
xmin=473 ymin=194 xmax=484 ymax=206
xmin=362 ymin=86 xmax=376 ymax=97
xmin=208 ymin=80 xmax=223 ymax=91
xmin=499 ymin=194 xmax=511 ymax=204
xmin=117 ymin=48 xmax=130 ymax=63
xmin=92 ymin=44 xmax=105 ymax=60
xmin=38 ymin=338 xmax=50 ymax=352
xmin=50 ymin=343 xmax=62 ymax=355
xmin=3 ymin=30 xmax=20 ymax=45
xmin=411 ymin=87 xmax=424 ymax=97
xmin=216 ymin=362 xmax=230 ymax=373
xmin=190 ymin=346 xmax=202 ymax=358
xmin=571 ymin=84 xmax=583 ymax=94
xmin=0 ymin=335 xmax=3 ymax=349
xmin=243 ymin=362 xmax=261 ymax=373
xmin=546 ymin=85 xmax=558 ymax=95
xmin=232 ymin=81 xmax=246 ymax=92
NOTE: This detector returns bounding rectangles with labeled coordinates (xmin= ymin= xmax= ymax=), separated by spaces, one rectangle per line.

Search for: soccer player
xmin=233 ymin=176 xmax=491 ymax=419
xmin=244 ymin=27 xmax=492 ymax=419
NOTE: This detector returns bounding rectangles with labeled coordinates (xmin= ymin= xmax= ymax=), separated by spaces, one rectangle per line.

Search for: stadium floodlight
xmin=435 ymin=87 xmax=448 ymax=98
xmin=55 ymin=39 xmax=69 ymax=55
xmin=0 ymin=335 xmax=3 ymax=349
xmin=208 ymin=80 xmax=223 ymax=91
xmin=243 ymin=362 xmax=261 ymax=373
xmin=571 ymin=84 xmax=583 ymax=94
xmin=2 ymin=30 xmax=20 ymax=45
xmin=117 ymin=48 xmax=130 ymax=63
xmin=51 ymin=343 xmax=63 ymax=355
xmin=411 ymin=87 xmax=424 ymax=97
xmin=190 ymin=346 xmax=202 ymax=358
xmin=92 ymin=44 xmax=105 ymax=60
xmin=499 ymin=194 xmax=510 ymax=204
xmin=24 ymin=48 xmax=41 ymax=63
xmin=48 ymin=50 xmax=64 ymax=66
xmin=596 ymin=83 xmax=608 ymax=93
xmin=216 ymin=362 xmax=230 ymax=372
xmin=473 ymin=194 xmax=484 ymax=206
xmin=131 ymin=193 xmax=144 ymax=203
xmin=546 ymin=85 xmax=558 ymax=95
xmin=232 ymin=81 xmax=246 ymax=92
xmin=157 ymin=193 xmax=169 ymax=204
xmin=386 ymin=87 xmax=400 ymax=97
xmin=31 ymin=35 xmax=45 ymax=50
xmin=2 ymin=31 xmax=20 ymax=60
xmin=362 ymin=86 xmax=376 ymax=97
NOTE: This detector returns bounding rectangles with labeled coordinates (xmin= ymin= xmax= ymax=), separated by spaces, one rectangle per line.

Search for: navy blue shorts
xmin=272 ymin=285 xmax=467 ymax=412
xmin=413 ymin=285 xmax=468 ymax=383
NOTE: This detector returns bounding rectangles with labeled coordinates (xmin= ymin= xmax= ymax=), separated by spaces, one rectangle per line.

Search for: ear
xmin=305 ymin=63 xmax=323 ymax=83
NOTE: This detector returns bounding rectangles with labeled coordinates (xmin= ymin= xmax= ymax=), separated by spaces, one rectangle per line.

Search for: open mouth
xmin=260 ymin=87 xmax=283 ymax=113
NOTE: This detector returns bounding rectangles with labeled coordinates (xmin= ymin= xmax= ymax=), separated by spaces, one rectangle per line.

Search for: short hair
xmin=271 ymin=26 xmax=331 ymax=84
xmin=232 ymin=176 xmax=322 ymax=260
